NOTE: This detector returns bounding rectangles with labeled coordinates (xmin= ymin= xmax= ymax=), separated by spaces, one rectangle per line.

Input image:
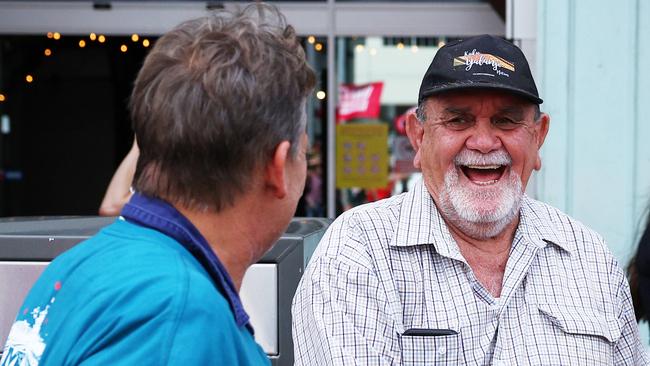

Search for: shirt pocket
xmin=536 ymin=302 xmax=620 ymax=363
xmin=399 ymin=323 xmax=461 ymax=365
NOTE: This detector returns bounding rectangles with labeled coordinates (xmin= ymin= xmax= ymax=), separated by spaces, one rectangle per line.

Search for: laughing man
xmin=292 ymin=35 xmax=648 ymax=365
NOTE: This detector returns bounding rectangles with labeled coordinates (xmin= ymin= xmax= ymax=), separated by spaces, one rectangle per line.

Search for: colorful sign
xmin=336 ymin=123 xmax=388 ymax=189
xmin=337 ymin=82 xmax=383 ymax=122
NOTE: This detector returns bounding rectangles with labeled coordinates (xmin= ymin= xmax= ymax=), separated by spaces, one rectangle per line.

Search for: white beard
xmin=438 ymin=149 xmax=523 ymax=239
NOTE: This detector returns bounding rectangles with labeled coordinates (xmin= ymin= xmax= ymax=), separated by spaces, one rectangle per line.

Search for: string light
xmin=44 ymin=48 xmax=52 ymax=56
xmin=438 ymin=40 xmax=446 ymax=48
xmin=0 ymin=94 xmax=5 ymax=102
xmin=120 ymin=44 xmax=128 ymax=53
xmin=46 ymin=32 xmax=53 ymax=39
xmin=98 ymin=35 xmax=106 ymax=43
xmin=397 ymin=42 xmax=404 ymax=50
xmin=142 ymin=39 xmax=150 ymax=48
xmin=314 ymin=43 xmax=323 ymax=52
xmin=355 ymin=44 xmax=365 ymax=53
xmin=90 ymin=33 xmax=97 ymax=41
xmin=25 ymin=75 xmax=34 ymax=83
xmin=369 ymin=48 xmax=377 ymax=56
xmin=53 ymin=32 xmax=61 ymax=40
xmin=131 ymin=34 xmax=139 ymax=42
xmin=79 ymin=40 xmax=86 ymax=48
xmin=411 ymin=45 xmax=419 ymax=53
xmin=307 ymin=36 xmax=315 ymax=44
xmin=316 ymin=91 xmax=326 ymax=100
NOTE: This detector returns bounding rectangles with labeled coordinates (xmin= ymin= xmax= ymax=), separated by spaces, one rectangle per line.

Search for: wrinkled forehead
xmin=425 ymin=90 xmax=537 ymax=118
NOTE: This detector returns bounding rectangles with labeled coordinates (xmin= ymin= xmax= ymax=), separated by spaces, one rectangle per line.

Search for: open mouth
xmin=459 ymin=164 xmax=507 ymax=186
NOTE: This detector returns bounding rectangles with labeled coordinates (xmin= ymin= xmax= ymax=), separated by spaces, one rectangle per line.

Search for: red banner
xmin=337 ymin=82 xmax=383 ymax=123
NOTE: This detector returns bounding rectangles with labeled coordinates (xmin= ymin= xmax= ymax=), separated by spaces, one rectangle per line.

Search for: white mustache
xmin=454 ymin=149 xmax=512 ymax=167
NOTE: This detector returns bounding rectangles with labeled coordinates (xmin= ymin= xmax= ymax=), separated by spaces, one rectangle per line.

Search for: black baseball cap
xmin=418 ymin=34 xmax=543 ymax=105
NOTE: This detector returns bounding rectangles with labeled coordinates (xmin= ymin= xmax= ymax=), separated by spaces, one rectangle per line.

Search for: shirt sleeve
xmin=291 ymin=218 xmax=398 ymax=366
xmin=610 ymin=256 xmax=650 ymax=364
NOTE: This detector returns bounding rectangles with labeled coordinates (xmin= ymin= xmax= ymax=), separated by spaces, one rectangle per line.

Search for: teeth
xmin=473 ymin=180 xmax=498 ymax=186
xmin=465 ymin=165 xmax=501 ymax=170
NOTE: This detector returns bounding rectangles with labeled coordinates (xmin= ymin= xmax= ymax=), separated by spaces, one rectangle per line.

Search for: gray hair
xmin=131 ymin=4 xmax=316 ymax=211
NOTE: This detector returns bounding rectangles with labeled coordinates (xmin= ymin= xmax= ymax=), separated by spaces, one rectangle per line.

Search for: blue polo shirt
xmin=0 ymin=194 xmax=270 ymax=366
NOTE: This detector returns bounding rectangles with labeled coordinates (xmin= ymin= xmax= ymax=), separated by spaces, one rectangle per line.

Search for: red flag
xmin=337 ymin=82 xmax=383 ymax=123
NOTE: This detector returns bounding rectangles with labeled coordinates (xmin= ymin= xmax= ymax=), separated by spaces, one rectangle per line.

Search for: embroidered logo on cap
xmin=453 ymin=49 xmax=515 ymax=77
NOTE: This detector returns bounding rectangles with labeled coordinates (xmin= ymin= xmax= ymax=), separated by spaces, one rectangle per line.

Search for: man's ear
xmin=265 ymin=141 xmax=291 ymax=198
xmin=534 ymin=113 xmax=550 ymax=171
xmin=406 ymin=111 xmax=425 ymax=169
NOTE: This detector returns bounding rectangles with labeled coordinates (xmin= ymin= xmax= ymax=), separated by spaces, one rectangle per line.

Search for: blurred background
xmin=0 ymin=0 xmax=648 ymax=340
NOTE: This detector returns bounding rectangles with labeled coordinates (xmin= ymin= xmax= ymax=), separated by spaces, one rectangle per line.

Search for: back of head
xmin=130 ymin=4 xmax=316 ymax=211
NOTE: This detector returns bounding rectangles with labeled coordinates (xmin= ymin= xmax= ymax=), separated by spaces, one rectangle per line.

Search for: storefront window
xmin=298 ymin=36 xmax=328 ymax=218
xmin=0 ymin=33 xmax=327 ymax=216
xmin=333 ymin=36 xmax=459 ymax=214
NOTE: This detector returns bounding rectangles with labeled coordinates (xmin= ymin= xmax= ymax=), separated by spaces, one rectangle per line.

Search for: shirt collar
xmin=120 ymin=193 xmax=252 ymax=330
xmin=391 ymin=179 xmax=574 ymax=256
xmin=517 ymin=196 xmax=575 ymax=255
xmin=391 ymin=180 xmax=464 ymax=261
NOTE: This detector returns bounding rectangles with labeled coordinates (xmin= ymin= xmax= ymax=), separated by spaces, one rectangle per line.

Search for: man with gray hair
xmin=292 ymin=35 xmax=648 ymax=364
xmin=1 ymin=4 xmax=314 ymax=365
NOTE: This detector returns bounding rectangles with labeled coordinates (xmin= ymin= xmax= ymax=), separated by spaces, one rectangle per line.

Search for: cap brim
xmin=420 ymin=82 xmax=543 ymax=105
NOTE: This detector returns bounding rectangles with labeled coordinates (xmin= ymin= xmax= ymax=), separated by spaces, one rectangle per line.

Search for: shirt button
xmin=437 ymin=346 xmax=446 ymax=355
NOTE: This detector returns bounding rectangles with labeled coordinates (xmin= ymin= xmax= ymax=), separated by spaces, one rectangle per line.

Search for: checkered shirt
xmin=292 ymin=180 xmax=649 ymax=365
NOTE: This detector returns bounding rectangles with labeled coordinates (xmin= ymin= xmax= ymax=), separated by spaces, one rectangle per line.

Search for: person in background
xmin=292 ymin=34 xmax=648 ymax=364
xmin=1 ymin=3 xmax=315 ymax=365
xmin=98 ymin=139 xmax=139 ymax=216
xmin=305 ymin=152 xmax=324 ymax=217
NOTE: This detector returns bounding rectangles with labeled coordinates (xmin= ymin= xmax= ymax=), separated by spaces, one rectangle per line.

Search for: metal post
xmin=326 ymin=0 xmax=336 ymax=218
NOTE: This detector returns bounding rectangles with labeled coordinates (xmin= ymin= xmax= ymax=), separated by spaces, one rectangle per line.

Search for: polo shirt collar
xmin=120 ymin=193 xmax=252 ymax=330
